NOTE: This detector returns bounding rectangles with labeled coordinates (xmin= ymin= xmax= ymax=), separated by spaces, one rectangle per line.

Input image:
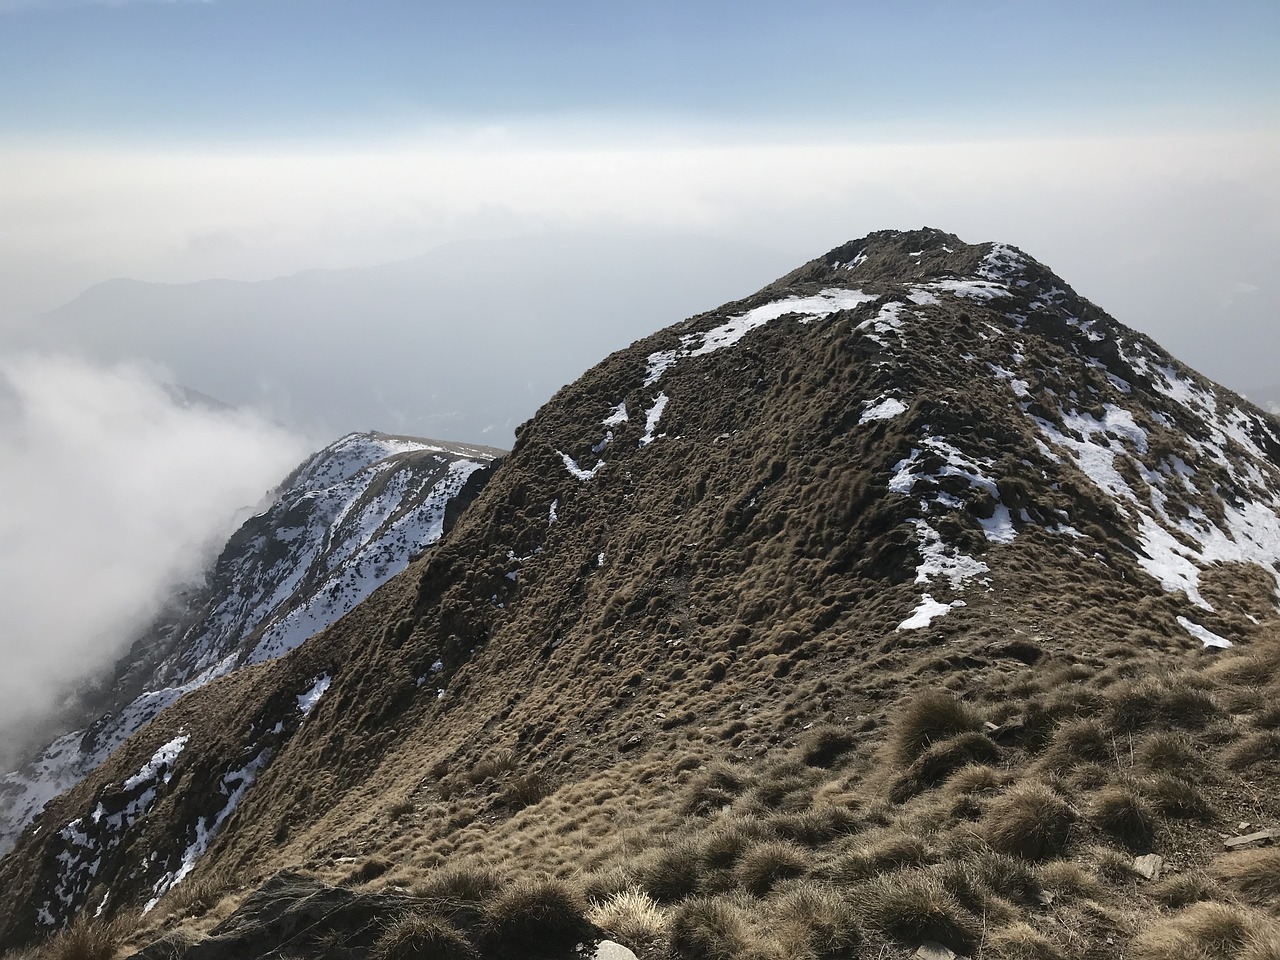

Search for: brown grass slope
xmin=5 ymin=227 xmax=1280 ymax=960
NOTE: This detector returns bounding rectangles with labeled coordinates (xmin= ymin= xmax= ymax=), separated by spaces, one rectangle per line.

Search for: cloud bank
xmin=1 ymin=129 xmax=1275 ymax=395
xmin=0 ymin=352 xmax=306 ymax=766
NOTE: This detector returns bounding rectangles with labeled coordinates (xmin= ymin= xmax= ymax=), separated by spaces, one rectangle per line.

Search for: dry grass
xmin=587 ymin=888 xmax=667 ymax=953
xmin=1135 ymin=730 xmax=1206 ymax=774
xmin=830 ymin=832 xmax=931 ymax=881
xmin=639 ymin=839 xmax=704 ymax=903
xmin=984 ymin=922 xmax=1065 ymax=960
xmin=858 ymin=869 xmax=978 ymax=953
xmin=1211 ymin=849 xmax=1280 ymax=906
xmin=731 ymin=840 xmax=807 ymax=895
xmin=480 ymin=878 xmax=590 ymax=959
xmin=1037 ymin=860 xmax=1103 ymax=902
xmin=1129 ymin=902 xmax=1280 ymax=960
xmin=1088 ymin=784 xmax=1155 ymax=850
xmin=667 ymin=896 xmax=750 ymax=960
xmin=774 ymin=883 xmax=860 ymax=958
xmin=1107 ymin=676 xmax=1221 ymax=733
xmin=29 ymin=915 xmax=136 ymax=960
xmin=983 ymin=783 xmax=1076 ymax=861
xmin=887 ymin=691 xmax=981 ymax=767
xmin=1040 ymin=719 xmax=1111 ymax=772
xmin=1139 ymin=774 xmax=1215 ymax=821
xmin=1223 ymin=731 xmax=1280 ymax=771
xmin=798 ymin=724 xmax=859 ymax=768
xmin=370 ymin=914 xmax=478 ymax=960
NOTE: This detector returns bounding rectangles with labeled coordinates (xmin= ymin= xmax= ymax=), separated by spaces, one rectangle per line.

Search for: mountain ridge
xmin=4 ymin=228 xmax=1279 ymax=960
xmin=0 ymin=431 xmax=501 ymax=859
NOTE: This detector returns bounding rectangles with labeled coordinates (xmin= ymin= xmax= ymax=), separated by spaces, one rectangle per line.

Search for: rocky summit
xmin=4 ymin=228 xmax=1280 ymax=960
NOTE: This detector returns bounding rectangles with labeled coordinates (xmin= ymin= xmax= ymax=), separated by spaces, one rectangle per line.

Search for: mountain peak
xmin=4 ymin=231 xmax=1280 ymax=959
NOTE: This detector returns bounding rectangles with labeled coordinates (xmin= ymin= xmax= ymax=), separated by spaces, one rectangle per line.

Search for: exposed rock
xmin=1133 ymin=854 xmax=1164 ymax=881
xmin=594 ymin=942 xmax=639 ymax=960
xmin=1224 ymin=828 xmax=1278 ymax=849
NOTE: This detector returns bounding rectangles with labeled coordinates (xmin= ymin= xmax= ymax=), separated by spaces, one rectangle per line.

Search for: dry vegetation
xmin=6 ymin=231 xmax=1280 ymax=960
xmin=24 ymin=616 xmax=1277 ymax=960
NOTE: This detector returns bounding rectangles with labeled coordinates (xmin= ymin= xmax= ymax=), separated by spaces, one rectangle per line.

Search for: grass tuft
xmin=859 ymin=869 xmax=979 ymax=953
xmin=887 ymin=691 xmax=981 ymax=767
xmin=1150 ymin=872 xmax=1221 ymax=909
xmin=1107 ymin=676 xmax=1220 ymax=733
xmin=414 ymin=862 xmax=508 ymax=904
xmin=481 ymin=878 xmax=590 ymax=959
xmin=1223 ymin=731 xmax=1280 ymax=771
xmin=1212 ymin=849 xmax=1280 ymax=906
xmin=33 ymin=916 xmax=136 ymax=960
xmin=830 ymin=832 xmax=930 ymax=882
xmin=732 ymin=840 xmax=808 ymax=895
xmin=1140 ymin=774 xmax=1215 ymax=821
xmin=587 ymin=887 xmax=668 ymax=952
xmin=798 ymin=725 xmax=858 ymax=768
xmin=984 ymin=922 xmax=1065 ymax=960
xmin=640 ymin=839 xmax=706 ymax=903
xmin=983 ymin=783 xmax=1076 ymax=861
xmin=1089 ymin=784 xmax=1155 ymax=850
xmin=668 ymin=896 xmax=749 ymax=960
xmin=371 ymin=914 xmax=479 ymax=960
xmin=1129 ymin=902 xmax=1266 ymax=960
xmin=775 ymin=883 xmax=861 ymax=957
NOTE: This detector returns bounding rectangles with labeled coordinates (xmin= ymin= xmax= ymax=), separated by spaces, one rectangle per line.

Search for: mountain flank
xmin=4 ymin=228 xmax=1280 ymax=960
xmin=0 ymin=432 xmax=500 ymax=857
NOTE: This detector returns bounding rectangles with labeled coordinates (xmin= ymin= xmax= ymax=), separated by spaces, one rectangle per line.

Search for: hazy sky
xmin=0 ymin=0 xmax=1276 ymax=394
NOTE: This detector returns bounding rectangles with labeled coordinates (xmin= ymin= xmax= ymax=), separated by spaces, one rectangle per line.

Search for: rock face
xmin=0 ymin=432 xmax=500 ymax=857
xmin=3 ymin=228 xmax=1279 ymax=955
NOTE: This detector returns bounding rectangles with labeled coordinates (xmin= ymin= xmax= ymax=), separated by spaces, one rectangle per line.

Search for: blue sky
xmin=1 ymin=0 xmax=1276 ymax=140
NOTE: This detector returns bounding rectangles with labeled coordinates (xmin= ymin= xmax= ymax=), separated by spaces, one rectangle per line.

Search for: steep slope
xmin=4 ymin=229 xmax=1280 ymax=960
xmin=0 ymin=432 xmax=500 ymax=857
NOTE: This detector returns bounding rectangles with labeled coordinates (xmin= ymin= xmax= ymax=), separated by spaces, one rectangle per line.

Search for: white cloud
xmin=1 ymin=128 xmax=1276 ymax=391
xmin=0 ymin=352 xmax=306 ymax=764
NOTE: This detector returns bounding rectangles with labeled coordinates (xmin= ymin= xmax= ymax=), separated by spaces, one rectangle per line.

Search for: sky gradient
xmin=1 ymin=1 xmax=1277 ymax=139
xmin=0 ymin=0 xmax=1276 ymax=386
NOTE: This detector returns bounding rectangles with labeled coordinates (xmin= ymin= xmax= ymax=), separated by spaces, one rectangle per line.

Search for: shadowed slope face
xmin=3 ymin=229 xmax=1279 ymax=955
xmin=0 ymin=432 xmax=500 ymax=858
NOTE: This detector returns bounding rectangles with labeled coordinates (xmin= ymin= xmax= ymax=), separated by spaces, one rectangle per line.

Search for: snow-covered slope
xmin=0 ymin=432 xmax=500 ymax=857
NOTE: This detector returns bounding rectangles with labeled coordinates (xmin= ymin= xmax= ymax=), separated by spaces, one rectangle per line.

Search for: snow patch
xmin=145 ymin=748 xmax=273 ymax=912
xmin=123 ymin=737 xmax=188 ymax=791
xmin=1176 ymin=617 xmax=1232 ymax=649
xmin=860 ymin=397 xmax=908 ymax=425
xmin=910 ymin=521 xmax=991 ymax=590
xmin=639 ymin=393 xmax=669 ymax=448
xmin=558 ymin=451 xmax=604 ymax=481
xmin=644 ymin=288 xmax=877 ymax=385
xmin=296 ymin=674 xmax=331 ymax=717
xmin=897 ymin=595 xmax=966 ymax=631
xmin=922 ymin=278 xmax=1010 ymax=301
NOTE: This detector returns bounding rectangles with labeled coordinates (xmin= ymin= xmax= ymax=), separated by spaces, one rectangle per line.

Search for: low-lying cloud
xmin=0 ymin=352 xmax=307 ymax=767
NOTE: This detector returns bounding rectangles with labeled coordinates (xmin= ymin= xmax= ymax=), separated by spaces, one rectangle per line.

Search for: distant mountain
xmin=5 ymin=229 xmax=1280 ymax=959
xmin=38 ymin=232 xmax=791 ymax=443
xmin=0 ymin=431 xmax=500 ymax=857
